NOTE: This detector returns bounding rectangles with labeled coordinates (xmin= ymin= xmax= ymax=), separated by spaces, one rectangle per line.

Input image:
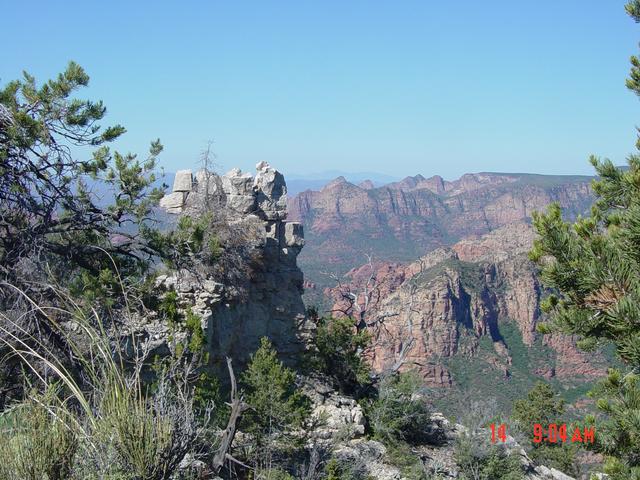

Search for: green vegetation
xmin=241 ymin=337 xmax=310 ymax=468
xmin=0 ymin=61 xmax=165 ymax=311
xmin=439 ymin=321 xmax=563 ymax=415
xmin=367 ymin=371 xmax=431 ymax=444
xmin=149 ymin=213 xmax=223 ymax=270
xmin=511 ymin=383 xmax=578 ymax=476
xmin=383 ymin=442 xmax=429 ymax=480
xmin=323 ymin=457 xmax=372 ymax=480
xmin=0 ymin=388 xmax=77 ymax=480
xmin=242 ymin=337 xmax=310 ymax=437
xmin=307 ymin=315 xmax=371 ymax=395
xmin=363 ymin=372 xmax=434 ymax=479
xmin=527 ymin=3 xmax=640 ymax=477
xmin=0 ymin=299 xmax=199 ymax=480
xmin=454 ymin=434 xmax=524 ymax=480
xmin=512 ymin=383 xmax=565 ymax=430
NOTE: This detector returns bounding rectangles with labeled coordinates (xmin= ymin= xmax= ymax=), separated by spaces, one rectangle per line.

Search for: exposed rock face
xmin=155 ymin=163 xmax=310 ymax=370
xmin=288 ymin=172 xmax=594 ymax=280
xmin=358 ymin=179 xmax=375 ymax=190
xmin=303 ymin=377 xmax=366 ymax=441
xmin=328 ymin=224 xmax=607 ymax=389
xmin=172 ymin=169 xmax=194 ymax=192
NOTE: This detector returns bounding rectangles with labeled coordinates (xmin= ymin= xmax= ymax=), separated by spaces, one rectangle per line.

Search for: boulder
xmin=529 ymin=466 xmax=575 ymax=480
xmin=303 ymin=377 xmax=365 ymax=441
xmin=284 ymin=222 xmax=305 ymax=249
xmin=159 ymin=191 xmax=186 ymax=212
xmin=173 ymin=170 xmax=193 ymax=192
xmin=194 ymin=170 xmax=221 ymax=195
xmin=222 ymin=168 xmax=254 ymax=195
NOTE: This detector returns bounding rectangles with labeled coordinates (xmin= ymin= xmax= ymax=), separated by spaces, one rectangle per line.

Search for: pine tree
xmin=511 ymin=383 xmax=577 ymax=476
xmin=0 ymin=62 xmax=166 ymax=310
xmin=241 ymin=337 xmax=310 ymax=465
xmin=0 ymin=62 xmax=172 ymax=407
xmin=529 ymin=4 xmax=640 ymax=477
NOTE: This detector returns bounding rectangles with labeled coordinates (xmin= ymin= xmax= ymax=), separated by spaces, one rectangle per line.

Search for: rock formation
xmin=155 ymin=162 xmax=310 ymax=371
xmin=288 ymin=171 xmax=594 ymax=280
xmin=303 ymin=390 xmax=576 ymax=480
xmin=327 ymin=224 xmax=607 ymax=392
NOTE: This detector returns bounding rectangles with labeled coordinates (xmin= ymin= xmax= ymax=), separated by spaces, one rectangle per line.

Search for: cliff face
xmin=288 ymin=172 xmax=594 ymax=281
xmin=155 ymin=162 xmax=310 ymax=369
xmin=328 ymin=224 xmax=606 ymax=392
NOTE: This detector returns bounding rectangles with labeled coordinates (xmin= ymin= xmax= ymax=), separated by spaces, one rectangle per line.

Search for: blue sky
xmin=2 ymin=1 xmax=638 ymax=179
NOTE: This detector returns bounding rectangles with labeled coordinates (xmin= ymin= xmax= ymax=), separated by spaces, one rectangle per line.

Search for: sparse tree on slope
xmin=511 ymin=383 xmax=577 ymax=476
xmin=0 ymin=62 xmax=166 ymax=310
xmin=241 ymin=337 xmax=310 ymax=471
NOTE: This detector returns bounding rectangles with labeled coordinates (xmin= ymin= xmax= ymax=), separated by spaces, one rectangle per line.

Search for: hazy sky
xmin=2 ymin=1 xmax=638 ymax=179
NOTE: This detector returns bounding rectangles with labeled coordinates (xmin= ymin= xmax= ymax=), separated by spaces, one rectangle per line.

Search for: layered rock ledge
xmin=153 ymin=162 xmax=310 ymax=370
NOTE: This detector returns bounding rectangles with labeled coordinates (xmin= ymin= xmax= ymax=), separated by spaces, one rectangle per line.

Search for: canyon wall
xmin=289 ymin=172 xmax=594 ymax=279
xmin=328 ymin=224 xmax=606 ymax=389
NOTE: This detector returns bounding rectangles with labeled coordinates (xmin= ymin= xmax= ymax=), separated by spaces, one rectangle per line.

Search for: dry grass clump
xmin=0 ymin=286 xmax=204 ymax=480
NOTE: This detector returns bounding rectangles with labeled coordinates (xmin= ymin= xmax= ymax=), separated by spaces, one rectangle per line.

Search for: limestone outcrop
xmin=302 ymin=377 xmax=366 ymax=441
xmin=154 ymin=162 xmax=310 ymax=371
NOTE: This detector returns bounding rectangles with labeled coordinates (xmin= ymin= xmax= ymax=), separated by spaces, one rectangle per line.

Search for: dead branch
xmin=211 ymin=357 xmax=248 ymax=475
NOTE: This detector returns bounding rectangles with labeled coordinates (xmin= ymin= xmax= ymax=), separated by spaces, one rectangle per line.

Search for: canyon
xmin=290 ymin=171 xmax=605 ymax=409
xmin=152 ymin=165 xmax=599 ymax=478
xmin=156 ymin=165 xmax=606 ymax=410
xmin=289 ymin=172 xmax=593 ymax=287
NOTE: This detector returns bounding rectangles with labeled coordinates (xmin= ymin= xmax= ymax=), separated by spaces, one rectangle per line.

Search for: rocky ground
xmin=302 ymin=376 xmax=576 ymax=480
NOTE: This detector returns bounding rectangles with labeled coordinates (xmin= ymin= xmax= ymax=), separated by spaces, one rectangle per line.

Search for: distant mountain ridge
xmin=285 ymin=170 xmax=400 ymax=195
xmin=286 ymin=169 xmax=399 ymax=183
xmin=290 ymin=171 xmax=603 ymax=412
xmin=288 ymin=170 xmax=595 ymax=306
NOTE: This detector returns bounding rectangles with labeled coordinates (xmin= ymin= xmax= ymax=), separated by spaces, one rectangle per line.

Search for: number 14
xmin=490 ymin=423 xmax=507 ymax=443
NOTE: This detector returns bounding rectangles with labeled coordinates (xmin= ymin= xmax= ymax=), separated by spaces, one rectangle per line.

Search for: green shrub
xmin=368 ymin=371 xmax=431 ymax=445
xmin=0 ymin=294 xmax=203 ymax=479
xmin=511 ymin=382 xmax=564 ymax=428
xmin=511 ymin=383 xmax=577 ymax=476
xmin=308 ymin=316 xmax=371 ymax=395
xmin=158 ymin=290 xmax=180 ymax=325
xmin=455 ymin=434 xmax=524 ymax=480
xmin=194 ymin=370 xmax=227 ymax=425
xmin=384 ymin=442 xmax=428 ymax=480
xmin=184 ymin=307 xmax=206 ymax=353
xmin=323 ymin=457 xmax=372 ymax=480
xmin=255 ymin=468 xmax=296 ymax=480
xmin=241 ymin=337 xmax=310 ymax=467
xmin=583 ymin=369 xmax=640 ymax=479
xmin=0 ymin=388 xmax=78 ymax=480
xmin=154 ymin=214 xmax=220 ymax=270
